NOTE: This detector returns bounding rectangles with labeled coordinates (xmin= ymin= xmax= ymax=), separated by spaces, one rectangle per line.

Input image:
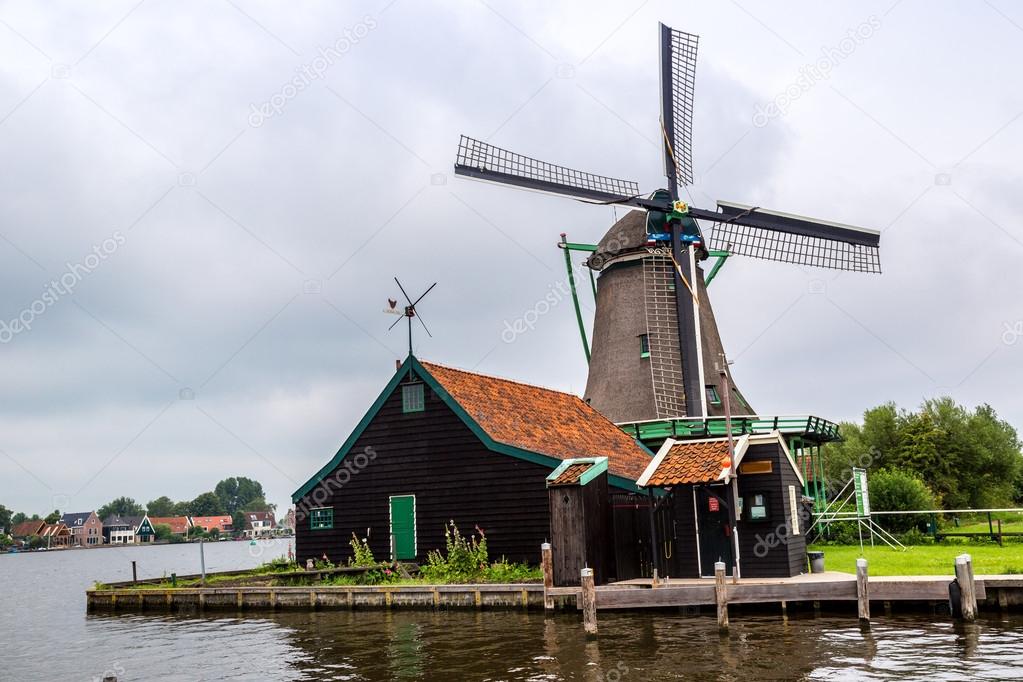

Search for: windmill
xmin=386 ymin=278 xmax=437 ymax=356
xmin=453 ymin=23 xmax=881 ymax=424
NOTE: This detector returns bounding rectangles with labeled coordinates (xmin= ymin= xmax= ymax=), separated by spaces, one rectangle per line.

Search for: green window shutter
xmin=639 ymin=334 xmax=650 ymax=358
xmin=310 ymin=508 xmax=333 ymax=530
xmin=705 ymin=385 xmax=721 ymax=405
xmin=402 ymin=383 xmax=425 ymax=413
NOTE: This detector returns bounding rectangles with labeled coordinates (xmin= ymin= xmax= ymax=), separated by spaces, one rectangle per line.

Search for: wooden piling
xmin=131 ymin=561 xmax=137 ymax=584
xmin=541 ymin=543 xmax=554 ymax=611
xmin=581 ymin=568 xmax=597 ymax=636
xmin=714 ymin=562 xmax=728 ymax=632
xmin=856 ymin=558 xmax=870 ymax=625
xmin=955 ymin=554 xmax=977 ymax=621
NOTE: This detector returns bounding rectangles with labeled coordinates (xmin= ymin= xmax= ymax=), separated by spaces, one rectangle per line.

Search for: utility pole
xmin=719 ymin=352 xmax=740 ymax=583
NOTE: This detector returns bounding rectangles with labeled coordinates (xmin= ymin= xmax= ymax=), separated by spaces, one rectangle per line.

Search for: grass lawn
xmin=810 ymin=542 xmax=1023 ymax=576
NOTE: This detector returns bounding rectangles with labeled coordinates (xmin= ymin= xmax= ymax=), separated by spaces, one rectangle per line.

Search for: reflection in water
xmin=8 ymin=540 xmax=1023 ymax=680
xmin=69 ymin=609 xmax=1023 ymax=681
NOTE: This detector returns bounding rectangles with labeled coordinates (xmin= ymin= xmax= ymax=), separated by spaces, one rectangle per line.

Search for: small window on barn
xmin=746 ymin=493 xmax=768 ymax=521
xmin=705 ymin=385 xmax=721 ymax=405
xmin=639 ymin=334 xmax=650 ymax=358
xmin=402 ymin=383 xmax=425 ymax=413
xmin=310 ymin=508 xmax=333 ymax=530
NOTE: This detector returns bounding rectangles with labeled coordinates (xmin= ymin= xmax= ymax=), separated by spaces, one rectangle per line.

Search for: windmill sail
xmin=692 ymin=201 xmax=882 ymax=273
xmin=454 ymin=136 xmax=640 ymax=204
xmin=659 ymin=24 xmax=699 ymax=192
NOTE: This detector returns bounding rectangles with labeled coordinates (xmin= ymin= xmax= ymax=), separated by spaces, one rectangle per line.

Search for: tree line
xmin=824 ymin=397 xmax=1023 ymax=515
xmin=1 ymin=476 xmax=276 ymax=538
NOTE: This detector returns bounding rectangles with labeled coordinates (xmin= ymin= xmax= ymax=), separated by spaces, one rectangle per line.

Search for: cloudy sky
xmin=2 ymin=1 xmax=1021 ymax=517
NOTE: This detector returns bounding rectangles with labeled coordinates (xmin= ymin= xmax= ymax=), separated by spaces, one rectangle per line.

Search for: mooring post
xmin=856 ymin=558 xmax=870 ymax=625
xmin=715 ymin=561 xmax=729 ymax=632
xmin=541 ymin=543 xmax=554 ymax=611
xmin=131 ymin=561 xmax=137 ymax=585
xmin=199 ymin=538 xmax=206 ymax=586
xmin=955 ymin=554 xmax=977 ymax=621
xmin=580 ymin=567 xmax=597 ymax=637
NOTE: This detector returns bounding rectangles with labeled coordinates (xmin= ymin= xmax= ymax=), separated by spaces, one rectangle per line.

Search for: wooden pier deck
xmin=550 ymin=571 xmax=1000 ymax=610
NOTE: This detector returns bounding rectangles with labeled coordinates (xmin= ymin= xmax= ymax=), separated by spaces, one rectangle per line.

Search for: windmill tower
xmin=453 ymin=23 xmax=881 ymax=424
xmin=580 ymin=209 xmax=750 ymax=423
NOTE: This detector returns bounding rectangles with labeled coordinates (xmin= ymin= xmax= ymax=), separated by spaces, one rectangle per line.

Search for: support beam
xmin=581 ymin=568 xmax=597 ymax=636
xmin=715 ymin=561 xmax=729 ymax=632
xmin=955 ymin=554 xmax=977 ymax=621
xmin=560 ymin=234 xmax=590 ymax=363
xmin=857 ymin=558 xmax=870 ymax=625
xmin=541 ymin=543 xmax=554 ymax=611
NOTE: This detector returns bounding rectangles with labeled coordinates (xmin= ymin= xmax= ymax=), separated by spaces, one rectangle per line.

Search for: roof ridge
xmin=417 ymin=359 xmax=584 ymax=401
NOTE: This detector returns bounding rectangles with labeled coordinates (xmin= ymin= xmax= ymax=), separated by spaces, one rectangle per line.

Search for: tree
xmin=97 ymin=496 xmax=145 ymax=520
xmin=825 ymin=397 xmax=1023 ymax=510
xmin=153 ymin=523 xmax=174 ymax=542
xmin=189 ymin=492 xmax=226 ymax=516
xmin=146 ymin=496 xmax=176 ymax=517
xmin=171 ymin=501 xmax=192 ymax=516
xmin=0 ymin=505 xmax=11 ymax=533
xmin=208 ymin=527 xmax=220 ymax=540
xmin=11 ymin=512 xmax=28 ymax=526
xmin=869 ymin=467 xmax=937 ymax=533
xmin=44 ymin=510 xmax=60 ymax=524
xmin=214 ymin=477 xmax=266 ymax=516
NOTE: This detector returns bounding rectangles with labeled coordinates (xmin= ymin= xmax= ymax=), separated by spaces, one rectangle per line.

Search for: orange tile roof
xmin=420 ymin=361 xmax=651 ymax=481
xmin=644 ymin=439 xmax=732 ymax=486
xmin=191 ymin=515 xmax=232 ymax=531
xmin=549 ymin=463 xmax=593 ymax=486
xmin=149 ymin=516 xmax=191 ymax=534
xmin=12 ymin=520 xmax=45 ymax=537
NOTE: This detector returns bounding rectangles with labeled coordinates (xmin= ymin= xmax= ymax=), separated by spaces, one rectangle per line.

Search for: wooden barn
xmin=292 ymin=356 xmax=652 ymax=567
xmin=636 ymin=432 xmax=811 ymax=579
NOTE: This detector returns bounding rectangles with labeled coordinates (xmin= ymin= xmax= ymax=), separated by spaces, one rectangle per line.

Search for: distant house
xmin=134 ymin=516 xmax=157 ymax=543
xmin=148 ymin=516 xmax=191 ymax=536
xmin=243 ymin=511 xmax=275 ymax=538
xmin=103 ymin=515 xmax=148 ymax=544
xmin=13 ymin=520 xmax=71 ymax=548
xmin=11 ymin=520 xmax=44 ymax=540
xmin=61 ymin=511 xmax=103 ymax=547
xmin=191 ymin=515 xmax=233 ymax=534
xmin=39 ymin=522 xmax=72 ymax=548
xmin=281 ymin=508 xmax=296 ymax=534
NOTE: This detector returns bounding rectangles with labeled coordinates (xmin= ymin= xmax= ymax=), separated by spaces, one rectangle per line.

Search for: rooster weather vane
xmin=386 ymin=278 xmax=437 ymax=356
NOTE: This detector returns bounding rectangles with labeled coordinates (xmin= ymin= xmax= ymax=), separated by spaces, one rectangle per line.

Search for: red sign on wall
xmin=708 ymin=497 xmax=720 ymax=512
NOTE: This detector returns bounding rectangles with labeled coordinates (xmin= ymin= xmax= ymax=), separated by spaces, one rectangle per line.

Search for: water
xmin=2 ymin=542 xmax=1023 ymax=681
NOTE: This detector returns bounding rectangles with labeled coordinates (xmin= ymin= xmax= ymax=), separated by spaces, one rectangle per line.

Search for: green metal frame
xmin=559 ymin=234 xmax=590 ymax=362
xmin=621 ymin=415 xmax=841 ymax=448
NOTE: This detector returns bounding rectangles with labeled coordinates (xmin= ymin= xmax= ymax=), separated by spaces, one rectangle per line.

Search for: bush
xmin=420 ymin=522 xmax=489 ymax=583
xmin=869 ymin=468 xmax=937 ymax=533
xmin=348 ymin=534 xmax=376 ymax=567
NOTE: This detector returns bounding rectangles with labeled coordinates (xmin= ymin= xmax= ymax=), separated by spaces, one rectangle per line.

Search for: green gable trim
xmin=546 ymin=457 xmax=609 ymax=487
xmin=293 ymin=355 xmax=642 ymax=501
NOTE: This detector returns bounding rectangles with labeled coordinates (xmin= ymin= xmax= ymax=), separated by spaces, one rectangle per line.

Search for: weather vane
xmin=385 ymin=277 xmax=437 ymax=356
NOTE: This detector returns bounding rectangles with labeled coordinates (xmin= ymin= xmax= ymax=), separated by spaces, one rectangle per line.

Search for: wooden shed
xmin=546 ymin=458 xmax=611 ymax=586
xmin=292 ymin=356 xmax=652 ymax=567
xmin=637 ymin=431 xmax=810 ymax=579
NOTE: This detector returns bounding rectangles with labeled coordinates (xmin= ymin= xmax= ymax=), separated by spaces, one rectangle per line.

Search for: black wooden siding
xmin=296 ymin=370 xmax=608 ymax=566
xmin=548 ymin=473 xmax=610 ymax=586
xmin=735 ymin=442 xmax=807 ymax=578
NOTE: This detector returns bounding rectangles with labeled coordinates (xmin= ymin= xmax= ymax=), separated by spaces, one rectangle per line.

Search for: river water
xmin=2 ymin=540 xmax=1023 ymax=681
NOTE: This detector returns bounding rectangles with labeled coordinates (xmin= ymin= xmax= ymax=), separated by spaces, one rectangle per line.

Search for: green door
xmin=390 ymin=495 xmax=417 ymax=560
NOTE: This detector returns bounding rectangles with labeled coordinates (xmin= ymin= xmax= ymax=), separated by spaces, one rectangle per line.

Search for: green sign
xmin=853 ymin=468 xmax=870 ymax=517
